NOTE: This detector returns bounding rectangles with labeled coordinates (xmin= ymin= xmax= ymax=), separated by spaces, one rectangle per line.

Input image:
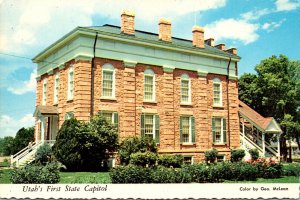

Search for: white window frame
xmin=183 ymin=156 xmax=194 ymax=165
xmin=181 ymin=74 xmax=191 ymax=104
xmin=181 ymin=116 xmax=193 ymax=144
xmin=144 ymin=114 xmax=156 ymax=140
xmin=53 ymin=72 xmax=59 ymax=104
xmin=101 ymin=64 xmax=115 ymax=98
xmin=144 ymin=69 xmax=156 ymax=102
xmin=213 ymin=78 xmax=222 ymax=107
xmin=100 ymin=111 xmax=118 ymax=126
xmin=42 ymin=79 xmax=47 ymax=105
xmin=212 ymin=117 xmax=226 ymax=144
xmin=67 ymin=65 xmax=74 ymax=100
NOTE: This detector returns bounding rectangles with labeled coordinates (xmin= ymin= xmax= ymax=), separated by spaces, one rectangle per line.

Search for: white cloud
xmin=241 ymin=8 xmax=271 ymax=21
xmin=0 ymin=114 xmax=34 ymax=137
xmin=275 ymin=0 xmax=300 ymax=11
xmin=7 ymin=69 xmax=36 ymax=95
xmin=262 ymin=19 xmax=286 ymax=32
xmin=205 ymin=19 xmax=259 ymax=45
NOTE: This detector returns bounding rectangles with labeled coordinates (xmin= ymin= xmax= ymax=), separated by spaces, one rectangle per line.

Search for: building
xmin=10 ymin=11 xmax=282 ymax=167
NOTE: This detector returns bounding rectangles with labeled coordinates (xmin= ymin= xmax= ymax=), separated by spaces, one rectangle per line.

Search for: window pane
xmin=102 ymin=112 xmax=113 ymax=124
xmin=144 ymin=75 xmax=154 ymax=100
xmin=144 ymin=115 xmax=154 ymax=137
xmin=103 ymin=70 xmax=113 ymax=97
xmin=182 ymin=116 xmax=190 ymax=143
xmin=181 ymin=80 xmax=190 ymax=103
xmin=214 ymin=118 xmax=222 ymax=143
xmin=213 ymin=83 xmax=220 ymax=105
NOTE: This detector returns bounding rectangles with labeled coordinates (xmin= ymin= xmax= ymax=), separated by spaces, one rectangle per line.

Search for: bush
xmin=151 ymin=166 xmax=191 ymax=183
xmin=251 ymin=158 xmax=282 ymax=179
xmin=249 ymin=149 xmax=259 ymax=160
xmin=183 ymin=164 xmax=211 ymax=183
xmin=230 ymin=149 xmax=245 ymax=162
xmin=230 ymin=162 xmax=258 ymax=181
xmin=157 ymin=154 xmax=183 ymax=168
xmin=205 ymin=149 xmax=218 ymax=164
xmin=130 ymin=151 xmax=157 ymax=167
xmin=282 ymin=163 xmax=300 ymax=176
xmin=110 ymin=165 xmax=152 ymax=183
xmin=35 ymin=143 xmax=53 ymax=165
xmin=52 ymin=114 xmax=119 ymax=172
xmin=119 ymin=136 xmax=157 ymax=165
xmin=11 ymin=162 xmax=60 ymax=183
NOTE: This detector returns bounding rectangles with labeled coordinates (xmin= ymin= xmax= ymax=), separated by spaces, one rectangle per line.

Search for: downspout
xmin=227 ymin=57 xmax=232 ymax=148
xmin=90 ymin=32 xmax=98 ymax=118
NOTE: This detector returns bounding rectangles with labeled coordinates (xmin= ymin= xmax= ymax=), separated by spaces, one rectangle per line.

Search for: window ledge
xmin=53 ymin=103 xmax=58 ymax=106
xmin=181 ymin=102 xmax=192 ymax=106
xmin=67 ymin=99 xmax=74 ymax=102
xmin=181 ymin=143 xmax=195 ymax=146
xmin=213 ymin=143 xmax=227 ymax=146
xmin=143 ymin=100 xmax=157 ymax=104
xmin=213 ymin=105 xmax=224 ymax=109
xmin=100 ymin=97 xmax=117 ymax=101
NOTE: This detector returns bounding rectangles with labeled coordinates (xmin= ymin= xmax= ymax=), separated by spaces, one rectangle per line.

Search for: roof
xmin=84 ymin=24 xmax=240 ymax=58
xmin=33 ymin=24 xmax=240 ymax=62
xmin=33 ymin=106 xmax=58 ymax=117
xmin=238 ymin=100 xmax=275 ymax=131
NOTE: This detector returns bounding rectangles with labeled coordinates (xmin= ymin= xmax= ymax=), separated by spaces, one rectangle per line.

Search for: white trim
xmin=180 ymin=74 xmax=191 ymax=104
xmin=213 ymin=117 xmax=225 ymax=144
xmin=42 ymin=79 xmax=47 ymax=105
xmin=181 ymin=115 xmax=193 ymax=144
xmin=101 ymin=63 xmax=115 ymax=99
xmin=144 ymin=114 xmax=156 ymax=140
xmin=53 ymin=72 xmax=59 ymax=104
xmin=67 ymin=65 xmax=74 ymax=100
xmin=144 ymin=69 xmax=156 ymax=102
xmin=213 ymin=78 xmax=222 ymax=107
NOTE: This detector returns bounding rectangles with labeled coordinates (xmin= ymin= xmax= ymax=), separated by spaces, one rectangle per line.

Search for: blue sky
xmin=0 ymin=0 xmax=299 ymax=137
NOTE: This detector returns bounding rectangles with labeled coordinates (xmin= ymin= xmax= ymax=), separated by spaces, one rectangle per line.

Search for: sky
xmin=0 ymin=0 xmax=299 ymax=137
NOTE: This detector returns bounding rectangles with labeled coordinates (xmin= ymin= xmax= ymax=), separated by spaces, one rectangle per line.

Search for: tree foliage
xmin=239 ymin=55 xmax=300 ymax=160
xmin=52 ymin=113 xmax=119 ymax=172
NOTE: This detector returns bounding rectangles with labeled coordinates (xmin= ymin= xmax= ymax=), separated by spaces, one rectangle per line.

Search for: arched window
xmin=102 ymin=64 xmax=115 ymax=98
xmin=181 ymin=74 xmax=191 ymax=104
xmin=144 ymin=69 xmax=155 ymax=101
xmin=213 ymin=78 xmax=222 ymax=106
xmin=42 ymin=78 xmax=47 ymax=105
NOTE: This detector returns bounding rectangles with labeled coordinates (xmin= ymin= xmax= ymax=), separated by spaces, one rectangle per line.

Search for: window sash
xmin=213 ymin=83 xmax=221 ymax=106
xmin=102 ymin=70 xmax=114 ymax=97
xmin=42 ymin=82 xmax=47 ymax=105
xmin=180 ymin=116 xmax=195 ymax=144
xmin=54 ymin=75 xmax=59 ymax=104
xmin=144 ymin=75 xmax=154 ymax=101
xmin=141 ymin=114 xmax=160 ymax=143
xmin=181 ymin=79 xmax=190 ymax=103
xmin=68 ymin=69 xmax=74 ymax=99
xmin=212 ymin=118 xmax=227 ymax=144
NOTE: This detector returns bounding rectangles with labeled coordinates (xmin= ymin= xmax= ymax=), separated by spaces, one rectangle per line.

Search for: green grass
xmin=59 ymin=172 xmax=111 ymax=183
xmin=0 ymin=161 xmax=10 ymax=168
xmin=0 ymin=169 xmax=12 ymax=183
xmin=224 ymin=176 xmax=299 ymax=183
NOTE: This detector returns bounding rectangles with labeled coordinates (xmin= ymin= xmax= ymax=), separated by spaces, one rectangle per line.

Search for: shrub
xmin=282 ymin=163 xmax=300 ymax=176
xmin=183 ymin=164 xmax=211 ymax=183
xmin=157 ymin=154 xmax=183 ymax=168
xmin=151 ymin=166 xmax=191 ymax=183
xmin=52 ymin=114 xmax=119 ymax=172
xmin=251 ymin=158 xmax=282 ymax=179
xmin=249 ymin=149 xmax=259 ymax=160
xmin=119 ymin=136 xmax=157 ymax=165
xmin=230 ymin=149 xmax=245 ymax=162
xmin=205 ymin=149 xmax=218 ymax=164
xmin=35 ymin=143 xmax=53 ymax=165
xmin=130 ymin=151 xmax=157 ymax=167
xmin=230 ymin=162 xmax=258 ymax=181
xmin=11 ymin=162 xmax=60 ymax=183
xmin=110 ymin=165 xmax=151 ymax=183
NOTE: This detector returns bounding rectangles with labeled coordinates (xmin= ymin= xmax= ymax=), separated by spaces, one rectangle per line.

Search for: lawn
xmin=59 ymin=171 xmax=111 ymax=183
xmin=0 ymin=169 xmax=298 ymax=184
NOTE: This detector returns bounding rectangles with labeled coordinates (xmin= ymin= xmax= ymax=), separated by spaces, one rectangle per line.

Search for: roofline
xmin=32 ymin=25 xmax=241 ymax=63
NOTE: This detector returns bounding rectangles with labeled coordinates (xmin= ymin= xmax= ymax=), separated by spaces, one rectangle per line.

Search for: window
xmin=65 ymin=112 xmax=74 ymax=120
xmin=102 ymin=64 xmax=115 ymax=98
xmin=181 ymin=74 xmax=191 ymax=103
xmin=53 ymin=73 xmax=59 ymax=104
xmin=42 ymin=79 xmax=47 ymax=105
xmin=183 ymin=156 xmax=193 ymax=165
xmin=99 ymin=111 xmax=119 ymax=128
xmin=180 ymin=116 xmax=195 ymax=144
xmin=144 ymin=69 xmax=155 ymax=101
xmin=212 ymin=117 xmax=227 ymax=144
xmin=67 ymin=65 xmax=74 ymax=100
xmin=213 ymin=78 xmax=222 ymax=106
xmin=141 ymin=114 xmax=160 ymax=143
xmin=217 ymin=155 xmax=225 ymax=162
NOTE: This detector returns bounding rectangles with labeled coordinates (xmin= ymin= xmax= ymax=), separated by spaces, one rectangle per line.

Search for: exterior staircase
xmin=11 ymin=140 xmax=55 ymax=168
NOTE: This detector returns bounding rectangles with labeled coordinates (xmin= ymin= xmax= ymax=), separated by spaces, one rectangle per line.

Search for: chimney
xmin=121 ymin=10 xmax=135 ymax=35
xmin=192 ymin=25 xmax=205 ymax=48
xmin=205 ymin=38 xmax=215 ymax=46
xmin=215 ymin=43 xmax=226 ymax=51
xmin=159 ymin=18 xmax=172 ymax=42
xmin=226 ymin=48 xmax=237 ymax=55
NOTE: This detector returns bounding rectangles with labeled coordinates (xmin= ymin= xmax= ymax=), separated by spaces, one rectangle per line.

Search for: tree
xmin=1 ymin=136 xmax=15 ymax=156
xmin=12 ymin=127 xmax=34 ymax=154
xmin=239 ymin=55 xmax=300 ymax=161
xmin=52 ymin=113 xmax=119 ymax=171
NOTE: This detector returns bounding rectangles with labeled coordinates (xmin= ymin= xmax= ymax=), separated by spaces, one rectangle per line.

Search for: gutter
xmin=90 ymin=32 xmax=98 ymax=118
xmin=227 ymin=57 xmax=231 ymax=147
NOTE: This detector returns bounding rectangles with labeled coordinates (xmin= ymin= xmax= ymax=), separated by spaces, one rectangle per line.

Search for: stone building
xmin=32 ymin=11 xmax=241 ymax=164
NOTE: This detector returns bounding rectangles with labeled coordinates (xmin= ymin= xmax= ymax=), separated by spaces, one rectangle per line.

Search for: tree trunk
xmin=281 ymin=131 xmax=288 ymax=162
xmin=296 ymin=136 xmax=300 ymax=151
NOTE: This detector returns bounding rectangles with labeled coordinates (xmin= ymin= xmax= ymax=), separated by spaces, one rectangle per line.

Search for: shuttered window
xmin=212 ymin=117 xmax=227 ymax=144
xmin=141 ymin=114 xmax=160 ymax=144
xmin=180 ymin=116 xmax=195 ymax=144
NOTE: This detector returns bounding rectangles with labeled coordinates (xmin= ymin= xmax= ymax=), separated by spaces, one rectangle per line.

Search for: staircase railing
xmin=240 ymin=132 xmax=264 ymax=156
xmin=10 ymin=140 xmax=55 ymax=167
